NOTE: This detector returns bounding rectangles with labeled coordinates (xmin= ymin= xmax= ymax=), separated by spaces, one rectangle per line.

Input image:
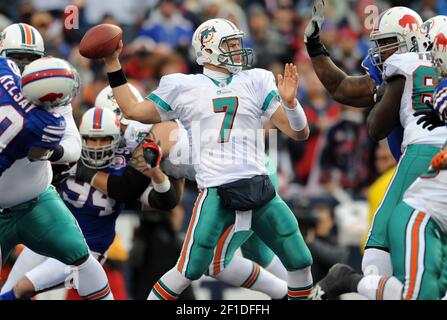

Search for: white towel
xmin=234 ymin=210 xmax=252 ymax=232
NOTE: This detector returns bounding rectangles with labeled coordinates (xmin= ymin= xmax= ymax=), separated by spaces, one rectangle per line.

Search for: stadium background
xmin=0 ymin=0 xmax=445 ymax=299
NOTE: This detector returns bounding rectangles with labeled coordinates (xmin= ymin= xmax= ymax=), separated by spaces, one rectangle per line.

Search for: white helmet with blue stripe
xmin=79 ymin=107 xmax=121 ymax=169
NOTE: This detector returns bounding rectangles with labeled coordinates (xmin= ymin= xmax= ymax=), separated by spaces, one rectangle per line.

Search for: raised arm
xmin=103 ymin=41 xmax=161 ymax=124
xmin=310 ymin=55 xmax=376 ymax=107
xmin=271 ymin=63 xmax=309 ymax=141
xmin=304 ymin=0 xmax=376 ymax=108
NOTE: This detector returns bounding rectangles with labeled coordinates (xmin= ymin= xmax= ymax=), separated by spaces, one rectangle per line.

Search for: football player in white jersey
xmin=0 ymin=94 xmax=181 ymax=299
xmin=0 ymin=55 xmax=115 ymax=300
xmin=98 ymin=88 xmax=289 ymax=299
xmin=316 ymin=19 xmax=447 ymax=301
xmin=305 ymin=2 xmax=447 ymax=279
xmin=97 ymin=18 xmax=313 ymax=300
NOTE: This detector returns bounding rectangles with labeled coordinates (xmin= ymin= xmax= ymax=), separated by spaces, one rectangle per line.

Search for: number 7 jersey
xmin=383 ymin=52 xmax=447 ymax=151
xmin=147 ymin=68 xmax=280 ymax=188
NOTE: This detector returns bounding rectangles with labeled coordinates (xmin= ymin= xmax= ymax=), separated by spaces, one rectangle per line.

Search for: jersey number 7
xmin=213 ymin=97 xmax=239 ymax=143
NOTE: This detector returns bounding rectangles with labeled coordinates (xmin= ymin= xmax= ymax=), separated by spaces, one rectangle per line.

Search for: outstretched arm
xmin=304 ymin=0 xmax=376 ymax=108
xmin=310 ymin=56 xmax=376 ymax=107
xmin=103 ymin=41 xmax=161 ymax=124
xmin=271 ymin=63 xmax=309 ymax=141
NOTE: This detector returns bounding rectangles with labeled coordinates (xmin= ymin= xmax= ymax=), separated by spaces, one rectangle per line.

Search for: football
xmin=79 ymin=24 xmax=122 ymax=59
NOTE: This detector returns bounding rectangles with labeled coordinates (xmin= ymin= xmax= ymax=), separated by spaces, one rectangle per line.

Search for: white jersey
xmin=123 ymin=120 xmax=153 ymax=152
xmin=0 ymin=104 xmax=80 ymax=208
xmin=383 ymin=52 xmax=447 ymax=151
xmin=148 ymin=68 xmax=280 ymax=188
xmin=404 ymin=168 xmax=447 ymax=234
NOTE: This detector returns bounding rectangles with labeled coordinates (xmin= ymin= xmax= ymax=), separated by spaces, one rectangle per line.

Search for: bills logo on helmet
xmin=109 ymin=154 xmax=126 ymax=169
xmin=435 ymin=33 xmax=447 ymax=52
xmin=199 ymin=26 xmax=216 ymax=46
xmin=39 ymin=92 xmax=64 ymax=102
xmin=398 ymin=15 xmax=420 ymax=31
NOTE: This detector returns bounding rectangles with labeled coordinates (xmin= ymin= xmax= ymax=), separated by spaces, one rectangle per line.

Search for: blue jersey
xmin=59 ymin=148 xmax=132 ymax=254
xmin=433 ymin=78 xmax=447 ymax=121
xmin=0 ymin=57 xmax=65 ymax=176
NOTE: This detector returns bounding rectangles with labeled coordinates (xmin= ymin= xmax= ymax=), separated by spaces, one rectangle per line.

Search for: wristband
xmin=107 ymin=69 xmax=127 ymax=88
xmin=305 ymin=36 xmax=330 ymax=58
xmin=282 ymin=98 xmax=307 ymax=131
xmin=152 ymin=176 xmax=171 ymax=193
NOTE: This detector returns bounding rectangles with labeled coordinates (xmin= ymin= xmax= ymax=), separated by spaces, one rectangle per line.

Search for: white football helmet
xmin=431 ymin=24 xmax=447 ymax=76
xmin=95 ymin=84 xmax=144 ymax=126
xmin=369 ymin=7 xmax=423 ymax=68
xmin=418 ymin=16 xmax=447 ymax=51
xmin=0 ymin=23 xmax=45 ymax=71
xmin=21 ymin=57 xmax=80 ymax=108
xmin=79 ymin=107 xmax=121 ymax=169
xmin=192 ymin=18 xmax=253 ymax=74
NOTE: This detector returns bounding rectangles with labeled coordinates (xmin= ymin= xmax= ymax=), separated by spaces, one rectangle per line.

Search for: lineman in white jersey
xmin=0 ymin=24 xmax=113 ymax=300
xmin=316 ymin=18 xmax=447 ymax=300
xmin=0 ymin=23 xmax=82 ymax=208
xmin=98 ymin=18 xmax=314 ymax=300
xmin=360 ymin=8 xmax=447 ymax=277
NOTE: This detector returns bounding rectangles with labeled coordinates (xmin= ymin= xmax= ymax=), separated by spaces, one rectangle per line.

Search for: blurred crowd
xmin=1 ymin=0 xmax=446 ymax=299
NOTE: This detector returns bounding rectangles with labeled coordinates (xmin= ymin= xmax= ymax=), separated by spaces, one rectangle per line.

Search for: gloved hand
xmin=51 ymin=162 xmax=76 ymax=185
xmin=361 ymin=55 xmax=383 ymax=86
xmin=75 ymin=160 xmax=99 ymax=184
xmin=431 ymin=150 xmax=447 ymax=170
xmin=142 ymin=136 xmax=162 ymax=168
xmin=414 ymin=100 xmax=445 ymax=131
xmin=304 ymin=0 xmax=325 ymax=40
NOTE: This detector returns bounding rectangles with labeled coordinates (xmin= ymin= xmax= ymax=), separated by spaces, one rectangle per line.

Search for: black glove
xmin=51 ymin=162 xmax=76 ymax=185
xmin=75 ymin=160 xmax=98 ymax=184
xmin=413 ymin=100 xmax=445 ymax=131
xmin=48 ymin=145 xmax=65 ymax=162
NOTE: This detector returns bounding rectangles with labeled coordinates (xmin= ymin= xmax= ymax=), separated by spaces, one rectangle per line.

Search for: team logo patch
xmin=435 ymin=33 xmax=447 ymax=52
xmin=39 ymin=92 xmax=63 ymax=102
xmin=199 ymin=26 xmax=216 ymax=46
xmin=398 ymin=15 xmax=420 ymax=32
xmin=109 ymin=154 xmax=126 ymax=169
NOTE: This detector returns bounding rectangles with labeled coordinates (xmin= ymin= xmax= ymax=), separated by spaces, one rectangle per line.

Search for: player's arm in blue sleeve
xmin=27 ymin=111 xmax=66 ymax=161
xmin=361 ymin=55 xmax=383 ymax=86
